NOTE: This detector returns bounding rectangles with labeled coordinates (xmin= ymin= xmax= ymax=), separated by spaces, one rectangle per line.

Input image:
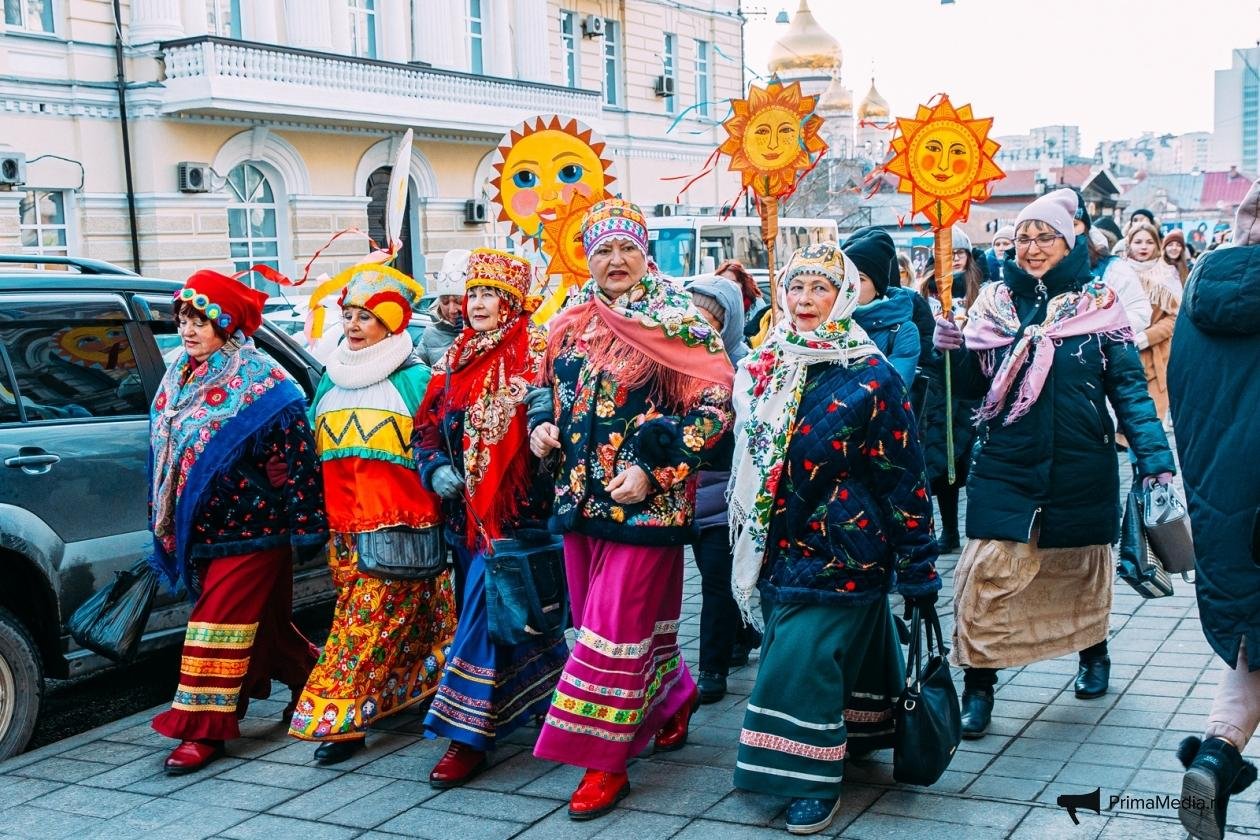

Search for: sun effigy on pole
xmin=884 ymin=94 xmax=1004 ymax=483
xmin=718 ymin=80 xmax=827 ymax=323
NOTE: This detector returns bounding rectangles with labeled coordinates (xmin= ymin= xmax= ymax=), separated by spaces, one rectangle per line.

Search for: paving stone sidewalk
xmin=2 ymin=473 xmax=1254 ymax=839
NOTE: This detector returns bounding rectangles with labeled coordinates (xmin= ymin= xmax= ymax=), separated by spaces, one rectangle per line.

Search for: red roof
xmin=1200 ymin=170 xmax=1256 ymax=208
xmin=988 ymin=165 xmax=1095 ymax=198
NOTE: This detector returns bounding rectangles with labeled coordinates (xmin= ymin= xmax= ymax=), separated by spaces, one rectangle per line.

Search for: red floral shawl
xmin=419 ymin=310 xmax=545 ymax=551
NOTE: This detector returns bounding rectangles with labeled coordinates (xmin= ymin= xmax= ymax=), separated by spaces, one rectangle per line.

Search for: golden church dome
xmin=857 ymin=78 xmax=890 ymax=120
xmin=767 ymin=0 xmax=842 ymax=76
xmin=816 ymin=74 xmax=852 ymax=114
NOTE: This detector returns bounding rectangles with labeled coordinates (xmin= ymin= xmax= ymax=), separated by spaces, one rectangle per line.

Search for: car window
xmin=0 ymin=294 xmax=148 ymax=422
xmin=0 ymin=347 xmax=22 ymax=424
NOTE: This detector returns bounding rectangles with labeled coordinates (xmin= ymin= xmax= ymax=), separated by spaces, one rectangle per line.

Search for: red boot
xmin=164 ymin=740 xmax=223 ymax=775
xmin=654 ymin=692 xmax=699 ymax=752
xmin=568 ymin=769 xmax=629 ymax=820
xmin=428 ymin=742 xmax=488 ymax=789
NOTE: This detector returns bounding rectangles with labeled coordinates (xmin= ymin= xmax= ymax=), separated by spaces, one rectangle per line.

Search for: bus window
xmin=699 ymin=226 xmax=735 ymax=270
xmin=648 ymin=228 xmax=697 ymax=277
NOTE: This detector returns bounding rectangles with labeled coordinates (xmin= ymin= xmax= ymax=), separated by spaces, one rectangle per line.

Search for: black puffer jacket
xmin=950 ymin=242 xmax=1175 ymax=547
xmin=1168 ymin=242 xmax=1260 ymax=669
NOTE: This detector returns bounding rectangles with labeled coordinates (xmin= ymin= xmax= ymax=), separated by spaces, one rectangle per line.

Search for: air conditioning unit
xmin=654 ymin=75 xmax=675 ymax=98
xmin=654 ymin=203 xmax=678 ymax=217
xmin=0 ymin=152 xmax=27 ymax=188
xmin=464 ymin=199 xmax=489 ymax=225
xmin=581 ymin=14 xmax=605 ymax=38
xmin=177 ymin=161 xmax=212 ymax=193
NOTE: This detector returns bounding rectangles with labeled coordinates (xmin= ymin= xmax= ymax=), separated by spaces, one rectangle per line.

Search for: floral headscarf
xmin=728 ymin=243 xmax=878 ymax=626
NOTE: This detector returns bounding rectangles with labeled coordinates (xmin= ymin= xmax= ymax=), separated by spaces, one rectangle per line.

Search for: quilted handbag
xmin=893 ymin=606 xmax=961 ymax=786
xmin=1141 ymin=483 xmax=1196 ymax=576
xmin=68 ymin=558 xmax=159 ymax=663
xmin=1117 ymin=486 xmax=1174 ymax=598
xmin=356 ymin=525 xmax=448 ymax=581
xmin=484 ymin=529 xmax=568 ymax=647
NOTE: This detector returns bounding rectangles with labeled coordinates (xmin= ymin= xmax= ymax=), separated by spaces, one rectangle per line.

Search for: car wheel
xmin=0 ymin=607 xmax=43 ymax=761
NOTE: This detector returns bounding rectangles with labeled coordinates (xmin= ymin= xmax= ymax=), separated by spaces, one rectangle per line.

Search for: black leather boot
xmin=1178 ymin=736 xmax=1257 ymax=840
xmin=314 ymin=738 xmax=364 ymax=765
xmin=697 ymin=671 xmax=727 ymax=705
xmin=1074 ymin=655 xmax=1110 ymax=699
xmin=960 ymin=689 xmax=993 ymax=740
xmin=939 ymin=525 xmax=961 ymax=553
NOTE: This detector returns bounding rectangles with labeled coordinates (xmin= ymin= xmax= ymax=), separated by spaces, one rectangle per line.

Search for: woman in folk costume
xmin=729 ymin=243 xmax=940 ymax=836
xmin=1124 ymin=220 xmax=1182 ymax=422
xmin=150 ymin=271 xmax=328 ymax=774
xmin=932 ymin=189 xmax=1175 ymax=739
xmin=527 ymin=198 xmax=735 ymax=820
xmin=414 ymin=248 xmax=569 ymax=787
xmin=288 ymin=263 xmax=457 ymax=765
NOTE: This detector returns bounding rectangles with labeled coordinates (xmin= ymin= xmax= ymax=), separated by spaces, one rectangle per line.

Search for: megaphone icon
xmin=1056 ymin=787 xmax=1101 ymax=825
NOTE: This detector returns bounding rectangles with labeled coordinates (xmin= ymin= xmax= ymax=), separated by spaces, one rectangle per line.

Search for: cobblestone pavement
xmin=3 ymin=473 xmax=1255 ymax=839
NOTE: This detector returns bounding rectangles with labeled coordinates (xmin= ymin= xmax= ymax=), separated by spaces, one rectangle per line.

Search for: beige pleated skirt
xmin=951 ymin=531 xmax=1112 ymax=670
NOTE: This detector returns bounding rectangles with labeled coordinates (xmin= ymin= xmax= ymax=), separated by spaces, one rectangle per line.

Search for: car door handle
xmin=4 ymin=450 xmax=60 ymax=475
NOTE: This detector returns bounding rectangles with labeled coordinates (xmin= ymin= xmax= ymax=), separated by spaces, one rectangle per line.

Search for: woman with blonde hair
xmin=1124 ymin=221 xmax=1182 ymax=421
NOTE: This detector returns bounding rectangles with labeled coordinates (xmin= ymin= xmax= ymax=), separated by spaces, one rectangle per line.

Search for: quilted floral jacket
xmin=760 ymin=357 xmax=940 ymax=606
xmin=542 ymin=339 xmax=734 ymax=547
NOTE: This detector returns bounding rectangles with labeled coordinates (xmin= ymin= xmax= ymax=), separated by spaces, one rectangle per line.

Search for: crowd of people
xmin=143 ymin=180 xmax=1260 ymax=838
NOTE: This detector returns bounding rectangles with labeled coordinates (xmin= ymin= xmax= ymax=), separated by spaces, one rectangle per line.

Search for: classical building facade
xmin=0 ymin=0 xmax=743 ymax=287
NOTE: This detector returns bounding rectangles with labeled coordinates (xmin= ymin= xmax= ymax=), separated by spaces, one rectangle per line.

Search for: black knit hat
xmin=1130 ymin=208 xmax=1157 ymax=227
xmin=1070 ymin=187 xmax=1092 ymax=232
xmin=1094 ymin=215 xmax=1122 ymax=241
xmin=841 ymin=227 xmax=897 ymax=298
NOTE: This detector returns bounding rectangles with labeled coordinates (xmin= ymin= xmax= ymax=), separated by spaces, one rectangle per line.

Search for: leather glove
xmin=902 ymin=590 xmax=939 ymax=620
xmin=933 ymin=316 xmax=965 ymax=351
xmin=430 ymin=464 xmax=465 ymax=500
xmin=1142 ymin=471 xmax=1174 ymax=490
xmin=265 ymin=454 xmax=288 ymax=488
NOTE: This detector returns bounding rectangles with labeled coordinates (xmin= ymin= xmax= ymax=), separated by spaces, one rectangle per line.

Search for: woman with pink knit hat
xmin=933 ymin=189 xmax=1175 ymax=738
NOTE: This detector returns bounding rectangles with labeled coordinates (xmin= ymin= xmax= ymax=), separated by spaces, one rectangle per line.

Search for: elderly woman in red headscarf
xmin=528 ymin=199 xmax=735 ymax=820
xmin=414 ymin=248 xmax=569 ymax=788
xmin=149 ymin=271 xmax=328 ymax=774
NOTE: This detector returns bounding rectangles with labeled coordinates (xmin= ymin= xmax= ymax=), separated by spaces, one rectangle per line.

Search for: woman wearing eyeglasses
xmin=933 ymin=189 xmax=1175 ymax=739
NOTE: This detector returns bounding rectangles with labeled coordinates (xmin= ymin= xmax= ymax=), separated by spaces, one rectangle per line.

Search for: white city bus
xmin=646 ymin=215 xmax=839 ymax=284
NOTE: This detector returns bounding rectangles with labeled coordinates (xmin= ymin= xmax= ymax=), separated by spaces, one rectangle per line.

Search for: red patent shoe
xmin=164 ymin=739 xmax=223 ymax=775
xmin=428 ymin=742 xmax=488 ymax=789
xmin=568 ymin=769 xmax=629 ymax=821
xmin=654 ymin=693 xmax=699 ymax=752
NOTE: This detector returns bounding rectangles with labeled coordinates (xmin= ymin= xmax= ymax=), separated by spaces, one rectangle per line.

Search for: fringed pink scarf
xmin=544 ymin=272 xmax=734 ymax=410
xmin=964 ymin=279 xmax=1133 ymax=425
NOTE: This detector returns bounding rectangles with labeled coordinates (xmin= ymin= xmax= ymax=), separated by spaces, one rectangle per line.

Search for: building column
xmin=285 ymin=0 xmax=333 ymax=50
xmin=180 ymin=0 xmax=208 ymax=36
xmin=129 ymin=0 xmax=185 ymax=43
xmin=413 ymin=0 xmax=460 ymax=68
xmin=249 ymin=0 xmax=280 ymax=43
xmin=512 ymin=0 xmax=549 ymax=82
xmin=379 ymin=0 xmax=409 ymax=62
xmin=328 ymin=0 xmax=352 ymax=54
xmin=484 ymin=0 xmax=512 ymax=77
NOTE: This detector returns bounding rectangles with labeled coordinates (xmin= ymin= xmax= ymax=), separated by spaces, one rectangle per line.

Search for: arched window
xmin=365 ymin=166 xmax=417 ymax=278
xmin=226 ymin=163 xmax=280 ymax=293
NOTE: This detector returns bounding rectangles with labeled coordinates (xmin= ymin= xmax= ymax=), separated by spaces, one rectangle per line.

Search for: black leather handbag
xmin=893 ymin=606 xmax=961 ymax=786
xmin=68 ymin=558 xmax=160 ymax=663
xmin=356 ymin=525 xmax=448 ymax=581
xmin=1117 ymin=486 xmax=1174 ymax=598
xmin=484 ymin=529 xmax=568 ymax=647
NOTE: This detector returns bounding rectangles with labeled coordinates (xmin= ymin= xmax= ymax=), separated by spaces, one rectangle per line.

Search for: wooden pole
xmin=761 ymin=194 xmax=780 ymax=325
xmin=934 ymin=225 xmax=957 ymax=485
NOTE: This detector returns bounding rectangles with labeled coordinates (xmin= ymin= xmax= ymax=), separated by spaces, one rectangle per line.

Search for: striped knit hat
xmin=581 ymin=198 xmax=649 ymax=256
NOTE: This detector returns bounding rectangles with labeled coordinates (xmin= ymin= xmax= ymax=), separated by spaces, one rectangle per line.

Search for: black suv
xmin=0 ymin=256 xmax=330 ymax=759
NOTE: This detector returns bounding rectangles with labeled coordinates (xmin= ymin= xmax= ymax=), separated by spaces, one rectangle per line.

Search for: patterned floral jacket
xmin=761 ymin=357 xmax=940 ymax=605
xmin=543 ymin=338 xmax=734 ymax=547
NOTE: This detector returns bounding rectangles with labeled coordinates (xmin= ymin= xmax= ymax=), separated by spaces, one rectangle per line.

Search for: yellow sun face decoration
xmin=885 ymin=95 xmax=1004 ymax=228
xmin=534 ymin=191 xmax=596 ymax=323
xmin=53 ymin=325 xmax=136 ymax=370
xmin=491 ymin=116 xmax=615 ymax=241
xmin=720 ymin=80 xmax=826 ymax=200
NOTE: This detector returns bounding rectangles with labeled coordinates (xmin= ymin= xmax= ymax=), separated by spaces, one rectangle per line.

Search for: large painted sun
xmin=490 ymin=115 xmax=615 ymax=241
xmin=885 ymin=95 xmax=1004 ymax=228
xmin=719 ymin=80 xmax=826 ymax=200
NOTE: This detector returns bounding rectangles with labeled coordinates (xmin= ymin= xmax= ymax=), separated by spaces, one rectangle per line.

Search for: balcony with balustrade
xmin=158 ymin=36 xmax=603 ymax=134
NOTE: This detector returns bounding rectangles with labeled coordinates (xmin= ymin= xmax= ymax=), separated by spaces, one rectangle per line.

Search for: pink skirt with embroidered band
xmin=533 ymin=533 xmax=696 ymax=773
